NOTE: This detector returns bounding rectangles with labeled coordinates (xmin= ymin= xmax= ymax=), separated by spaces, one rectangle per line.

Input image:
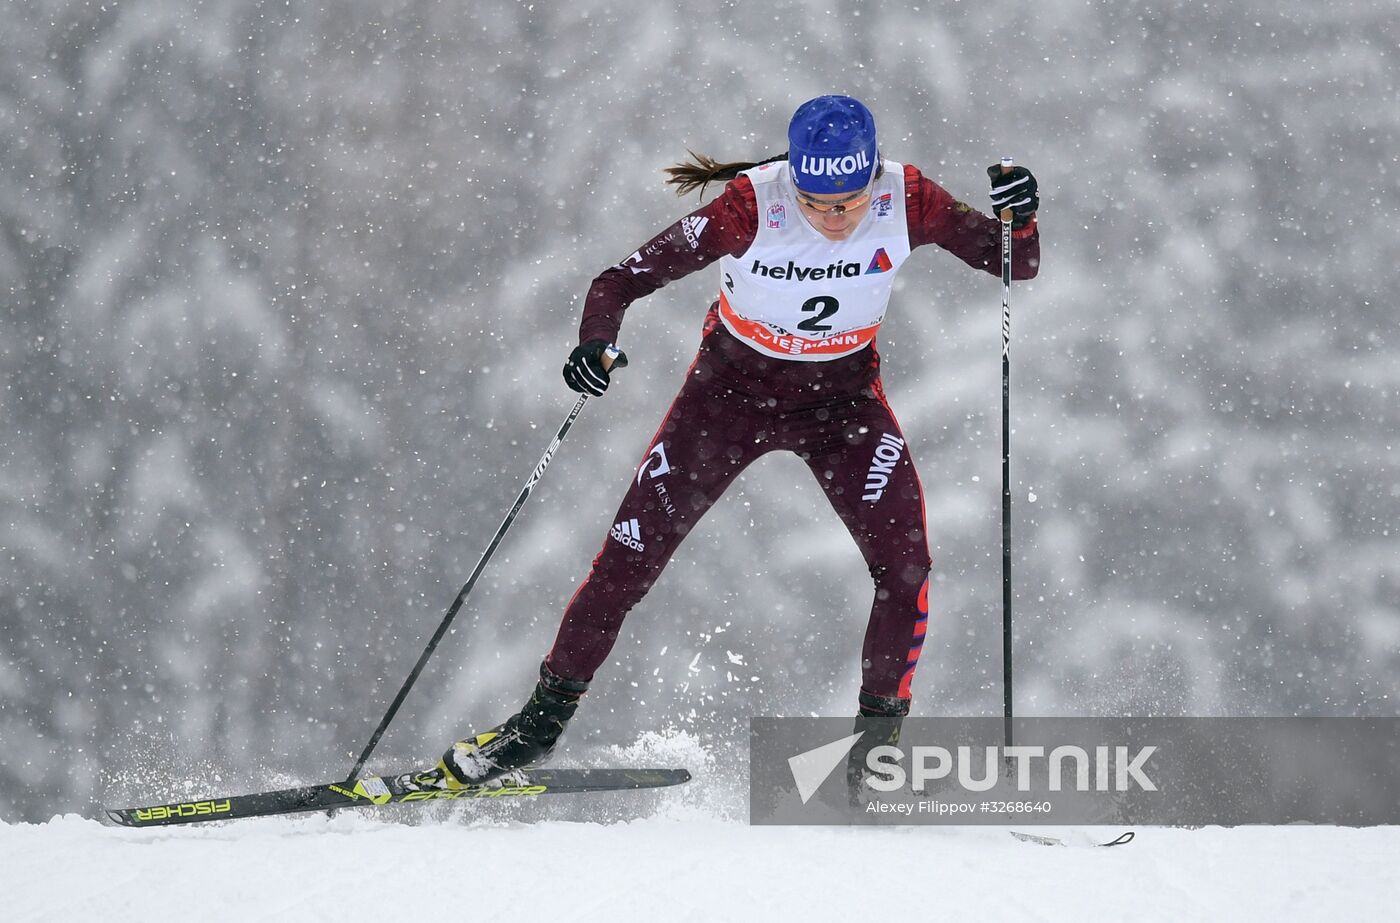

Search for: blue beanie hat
xmin=787 ymin=96 xmax=879 ymax=193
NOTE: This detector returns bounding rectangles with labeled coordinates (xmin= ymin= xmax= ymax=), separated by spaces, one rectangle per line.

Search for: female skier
xmin=405 ymin=95 xmax=1039 ymax=790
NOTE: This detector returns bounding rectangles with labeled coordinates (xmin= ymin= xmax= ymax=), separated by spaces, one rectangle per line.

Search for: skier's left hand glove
xmin=987 ymin=164 xmax=1039 ymax=229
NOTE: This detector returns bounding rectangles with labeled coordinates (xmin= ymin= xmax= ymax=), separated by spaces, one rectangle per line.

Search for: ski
xmin=1010 ymin=829 xmax=1135 ymax=848
xmin=103 ymin=767 xmax=692 ymax=828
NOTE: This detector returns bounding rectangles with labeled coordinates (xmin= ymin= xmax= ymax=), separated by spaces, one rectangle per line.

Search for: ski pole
xmin=343 ymin=345 xmax=628 ymax=784
xmin=997 ymin=157 xmax=1015 ymax=758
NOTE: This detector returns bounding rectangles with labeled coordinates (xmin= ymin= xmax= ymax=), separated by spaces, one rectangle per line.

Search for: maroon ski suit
xmin=545 ymin=164 xmax=1040 ymax=707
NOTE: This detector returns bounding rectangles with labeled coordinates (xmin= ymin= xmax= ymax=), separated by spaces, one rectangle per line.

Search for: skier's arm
xmin=904 ymin=164 xmax=1040 ymax=280
xmin=578 ymin=177 xmax=759 ymax=345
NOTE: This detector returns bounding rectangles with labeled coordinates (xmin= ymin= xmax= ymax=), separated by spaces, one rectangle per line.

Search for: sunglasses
xmin=793 ymin=181 xmax=875 ymax=216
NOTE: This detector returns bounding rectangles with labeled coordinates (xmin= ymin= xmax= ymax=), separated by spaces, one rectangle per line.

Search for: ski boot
xmin=846 ymin=689 xmax=909 ymax=806
xmin=398 ymin=661 xmax=588 ymax=792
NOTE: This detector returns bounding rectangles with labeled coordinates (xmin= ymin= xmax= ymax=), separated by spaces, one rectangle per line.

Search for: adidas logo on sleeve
xmin=681 ymin=216 xmax=709 ymax=250
xmin=609 ymin=518 xmax=645 ymax=552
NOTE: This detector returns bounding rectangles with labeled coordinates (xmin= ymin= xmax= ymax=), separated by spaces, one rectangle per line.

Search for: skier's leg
xmin=796 ymin=385 xmax=932 ymax=706
xmin=546 ymin=371 xmax=773 ymax=681
xmin=793 ymin=385 xmax=930 ymax=802
xmin=425 ymin=368 xmax=776 ymax=787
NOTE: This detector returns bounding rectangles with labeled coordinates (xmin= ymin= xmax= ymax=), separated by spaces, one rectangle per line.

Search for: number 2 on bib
xmin=797 ymin=295 xmax=840 ymax=332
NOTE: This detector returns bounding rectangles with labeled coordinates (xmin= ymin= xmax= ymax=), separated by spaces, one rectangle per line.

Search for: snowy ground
xmin=3 ymin=810 xmax=1396 ymax=921
xmin=4 ymin=735 xmax=1393 ymax=919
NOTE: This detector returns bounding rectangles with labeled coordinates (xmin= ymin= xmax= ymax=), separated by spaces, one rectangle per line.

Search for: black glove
xmin=562 ymin=339 xmax=618 ymax=396
xmin=988 ymin=164 xmax=1039 ymax=229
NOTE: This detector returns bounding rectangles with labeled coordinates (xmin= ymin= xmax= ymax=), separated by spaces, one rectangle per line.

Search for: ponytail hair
xmin=663 ymin=151 xmax=787 ymax=197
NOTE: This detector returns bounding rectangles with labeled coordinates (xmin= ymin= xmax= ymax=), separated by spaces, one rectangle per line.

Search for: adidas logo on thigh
xmin=609 ymin=518 xmax=645 ymax=552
